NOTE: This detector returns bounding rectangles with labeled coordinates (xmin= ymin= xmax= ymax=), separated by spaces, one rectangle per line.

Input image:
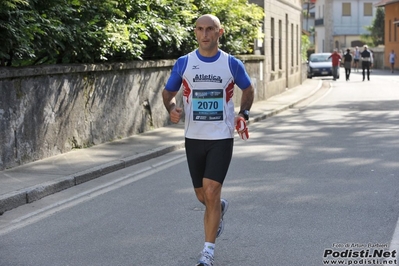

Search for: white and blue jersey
xmin=165 ymin=49 xmax=251 ymax=140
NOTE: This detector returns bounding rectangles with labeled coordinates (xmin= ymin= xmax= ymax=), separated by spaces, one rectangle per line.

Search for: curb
xmin=0 ymin=143 xmax=185 ymax=215
xmin=249 ymin=80 xmax=323 ymax=125
xmin=0 ymin=80 xmax=322 ymax=215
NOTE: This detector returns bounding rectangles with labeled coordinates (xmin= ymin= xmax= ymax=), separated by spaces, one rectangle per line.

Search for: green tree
xmin=27 ymin=0 xmax=129 ymax=64
xmin=363 ymin=7 xmax=384 ymax=47
xmin=0 ymin=0 xmax=30 ymax=66
xmin=1 ymin=0 xmax=264 ymax=66
xmin=197 ymin=0 xmax=264 ymax=55
xmin=127 ymin=0 xmax=198 ymax=59
xmin=301 ymin=34 xmax=311 ymax=62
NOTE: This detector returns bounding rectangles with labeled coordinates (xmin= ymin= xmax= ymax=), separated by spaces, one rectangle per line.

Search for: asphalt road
xmin=0 ymin=70 xmax=398 ymax=266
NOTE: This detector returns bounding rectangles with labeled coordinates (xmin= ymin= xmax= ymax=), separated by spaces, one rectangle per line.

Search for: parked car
xmin=307 ymin=53 xmax=340 ymax=79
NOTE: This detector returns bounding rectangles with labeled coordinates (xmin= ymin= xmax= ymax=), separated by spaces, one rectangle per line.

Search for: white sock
xmin=203 ymin=242 xmax=215 ymax=256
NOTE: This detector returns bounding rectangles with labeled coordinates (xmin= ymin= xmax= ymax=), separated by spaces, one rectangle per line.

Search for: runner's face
xmin=195 ymin=17 xmax=223 ymax=55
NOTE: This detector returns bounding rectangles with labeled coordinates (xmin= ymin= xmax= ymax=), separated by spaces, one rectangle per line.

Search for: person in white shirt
xmin=361 ymin=45 xmax=372 ymax=81
xmin=353 ymin=46 xmax=361 ymax=72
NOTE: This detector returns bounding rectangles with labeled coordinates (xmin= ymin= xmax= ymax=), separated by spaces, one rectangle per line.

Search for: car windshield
xmin=309 ymin=54 xmax=331 ymax=62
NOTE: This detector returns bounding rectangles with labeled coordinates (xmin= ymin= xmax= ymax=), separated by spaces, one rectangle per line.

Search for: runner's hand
xmin=170 ymin=107 xmax=182 ymax=124
xmin=235 ymin=117 xmax=249 ymax=140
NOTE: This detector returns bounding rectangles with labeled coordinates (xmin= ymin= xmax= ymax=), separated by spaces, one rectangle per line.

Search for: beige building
xmin=250 ymin=0 xmax=304 ymax=97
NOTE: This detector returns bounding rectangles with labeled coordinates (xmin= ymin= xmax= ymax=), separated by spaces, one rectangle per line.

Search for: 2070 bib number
xmin=192 ymin=89 xmax=223 ymax=121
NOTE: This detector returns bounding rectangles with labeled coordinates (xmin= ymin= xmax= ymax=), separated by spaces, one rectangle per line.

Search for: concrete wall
xmin=1 ymin=56 xmax=283 ymax=170
xmin=370 ymin=47 xmax=385 ymax=69
xmin=0 ymin=61 xmax=174 ymax=169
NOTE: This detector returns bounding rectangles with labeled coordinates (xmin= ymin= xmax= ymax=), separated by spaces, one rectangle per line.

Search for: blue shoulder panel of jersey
xmin=165 ymin=50 xmax=251 ymax=92
xmin=165 ymin=55 xmax=188 ymax=92
xmin=228 ymin=55 xmax=252 ymax=90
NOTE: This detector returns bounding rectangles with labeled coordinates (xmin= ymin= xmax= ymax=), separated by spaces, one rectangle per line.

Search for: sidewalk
xmin=0 ymin=79 xmax=323 ymax=215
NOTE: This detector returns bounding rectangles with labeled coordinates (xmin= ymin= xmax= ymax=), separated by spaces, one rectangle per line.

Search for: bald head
xmin=196 ymin=14 xmax=221 ymax=29
xmin=194 ymin=14 xmax=224 ymax=57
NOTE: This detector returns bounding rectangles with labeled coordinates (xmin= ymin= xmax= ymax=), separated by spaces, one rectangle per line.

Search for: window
xmin=342 ymin=3 xmax=351 ymax=16
xmin=318 ymin=5 xmax=324 ymax=19
xmin=291 ymin=23 xmax=294 ymax=67
xmin=271 ymin=18 xmax=275 ymax=71
xmin=296 ymin=25 xmax=299 ymax=66
xmin=279 ymin=20 xmax=282 ymax=70
xmin=364 ymin=3 xmax=372 ymax=16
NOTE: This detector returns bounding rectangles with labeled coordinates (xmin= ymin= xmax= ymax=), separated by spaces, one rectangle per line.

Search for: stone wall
xmin=1 ymin=56 xmax=272 ymax=170
xmin=370 ymin=47 xmax=385 ymax=69
xmin=0 ymin=61 xmax=169 ymax=169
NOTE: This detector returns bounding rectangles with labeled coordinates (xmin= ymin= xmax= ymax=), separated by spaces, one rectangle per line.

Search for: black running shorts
xmin=185 ymin=138 xmax=234 ymax=188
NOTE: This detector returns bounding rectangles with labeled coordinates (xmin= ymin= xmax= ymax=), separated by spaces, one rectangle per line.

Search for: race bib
xmin=192 ymin=89 xmax=224 ymax=121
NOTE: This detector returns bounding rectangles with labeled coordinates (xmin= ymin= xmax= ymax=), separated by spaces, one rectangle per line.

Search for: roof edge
xmin=375 ymin=0 xmax=399 ymax=7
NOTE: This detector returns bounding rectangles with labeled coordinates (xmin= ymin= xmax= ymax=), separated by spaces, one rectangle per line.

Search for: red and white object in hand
xmin=235 ymin=117 xmax=249 ymax=140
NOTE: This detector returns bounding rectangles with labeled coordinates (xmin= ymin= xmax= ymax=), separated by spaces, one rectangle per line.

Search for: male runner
xmin=162 ymin=14 xmax=254 ymax=266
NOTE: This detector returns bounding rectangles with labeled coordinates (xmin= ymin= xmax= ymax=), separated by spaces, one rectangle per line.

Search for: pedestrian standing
xmin=389 ymin=50 xmax=397 ymax=73
xmin=343 ymin=49 xmax=353 ymax=81
xmin=162 ymin=14 xmax=254 ymax=266
xmin=361 ymin=45 xmax=372 ymax=81
xmin=353 ymin=46 xmax=360 ymax=72
xmin=328 ymin=49 xmax=342 ymax=81
xmin=369 ymin=48 xmax=374 ymax=72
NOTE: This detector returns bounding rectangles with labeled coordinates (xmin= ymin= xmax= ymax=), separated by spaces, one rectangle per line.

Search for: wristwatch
xmin=239 ymin=110 xmax=250 ymax=121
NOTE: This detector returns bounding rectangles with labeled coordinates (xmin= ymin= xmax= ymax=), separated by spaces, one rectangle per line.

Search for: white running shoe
xmin=196 ymin=250 xmax=214 ymax=266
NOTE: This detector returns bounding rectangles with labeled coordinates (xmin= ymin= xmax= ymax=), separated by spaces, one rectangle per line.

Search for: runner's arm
xmin=162 ymin=89 xmax=178 ymax=114
xmin=162 ymin=89 xmax=182 ymax=124
xmin=239 ymin=85 xmax=254 ymax=114
xmin=228 ymin=55 xmax=254 ymax=114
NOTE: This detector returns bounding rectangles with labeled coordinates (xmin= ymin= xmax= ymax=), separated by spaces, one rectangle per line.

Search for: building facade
xmin=376 ymin=0 xmax=399 ymax=70
xmin=314 ymin=0 xmax=380 ymax=53
xmin=259 ymin=0 xmax=304 ymax=95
